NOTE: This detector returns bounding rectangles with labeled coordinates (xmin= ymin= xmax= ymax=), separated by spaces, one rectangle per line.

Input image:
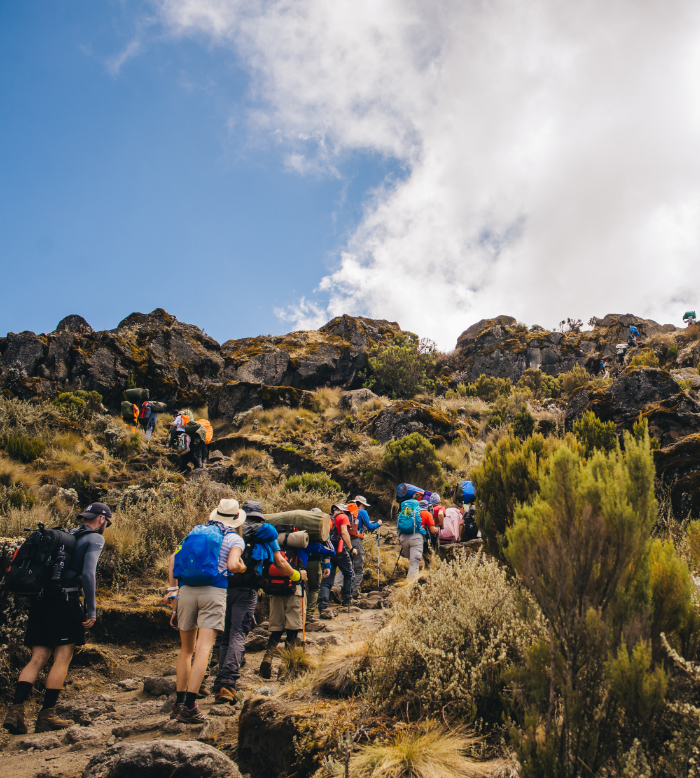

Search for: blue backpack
xmin=460 ymin=481 xmax=476 ymax=505
xmin=173 ymin=523 xmax=227 ymax=589
xmin=397 ymin=499 xmax=425 ymax=536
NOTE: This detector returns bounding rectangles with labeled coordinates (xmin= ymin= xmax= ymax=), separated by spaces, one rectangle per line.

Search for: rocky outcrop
xmin=0 ymin=309 xmax=223 ymax=408
xmin=220 ymin=315 xmax=399 ymax=390
xmin=207 ymin=381 xmax=316 ymax=421
xmin=654 ymin=435 xmax=700 ymax=517
xmin=83 ymin=739 xmax=239 ymax=778
xmin=237 ymin=696 xmax=325 ymax=778
xmin=369 ymin=401 xmax=474 ymax=444
xmin=451 ymin=313 xmax=681 ymax=385
xmin=565 ymin=367 xmax=700 ymax=447
xmin=339 ymin=387 xmax=379 ymax=410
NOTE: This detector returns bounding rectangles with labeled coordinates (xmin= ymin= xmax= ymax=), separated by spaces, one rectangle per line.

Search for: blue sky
xmin=2 ymin=1 xmax=699 ymax=348
xmin=0 ymin=1 xmax=398 ymax=343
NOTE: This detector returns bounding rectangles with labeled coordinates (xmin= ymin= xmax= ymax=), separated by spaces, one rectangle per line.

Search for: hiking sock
xmin=41 ymin=689 xmax=60 ymax=711
xmin=176 ymin=691 xmax=186 ymax=705
xmin=184 ymin=692 xmax=198 ymax=710
xmin=12 ymin=681 xmax=33 ymax=705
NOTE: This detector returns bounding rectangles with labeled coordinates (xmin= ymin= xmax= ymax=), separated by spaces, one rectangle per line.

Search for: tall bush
xmin=517 ymin=368 xmax=561 ymax=400
xmin=572 ymin=410 xmax=617 ymax=457
xmin=6 ymin=434 xmax=45 ymax=463
xmin=365 ymin=333 xmax=436 ymax=399
xmin=560 ymin=365 xmax=590 ymax=395
xmin=505 ymin=433 xmax=676 ymax=777
xmin=471 ymin=433 xmax=556 ymax=561
xmin=382 ymin=433 xmax=445 ymax=492
xmin=629 ymin=350 xmax=660 ymax=368
xmin=465 ymin=374 xmax=512 ymax=402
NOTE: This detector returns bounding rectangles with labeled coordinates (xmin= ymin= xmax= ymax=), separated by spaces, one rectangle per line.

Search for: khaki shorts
xmin=177 ymin=585 xmax=227 ymax=632
xmin=268 ymin=591 xmax=305 ymax=632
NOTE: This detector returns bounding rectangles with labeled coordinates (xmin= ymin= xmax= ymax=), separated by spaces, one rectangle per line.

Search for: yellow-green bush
xmin=284 ymin=472 xmax=341 ymax=494
xmin=382 ymin=433 xmax=445 ymax=492
xmin=511 ymin=405 xmax=536 ymax=440
xmin=517 ymin=368 xmax=561 ymax=400
xmin=572 ymin=410 xmax=617 ymax=457
xmin=365 ymin=333 xmax=436 ymax=399
xmin=559 ymin=364 xmax=590 ymax=395
xmin=629 ymin=349 xmax=660 ymax=368
xmin=465 ymin=374 xmax=512 ymax=402
xmin=53 ymin=390 xmax=103 ymax=414
xmin=6 ymin=434 xmax=45 ymax=463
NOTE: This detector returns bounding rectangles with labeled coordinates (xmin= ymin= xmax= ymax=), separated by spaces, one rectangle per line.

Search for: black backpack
xmin=261 ymin=549 xmax=301 ymax=596
xmin=5 ymin=524 xmax=94 ymax=597
xmin=461 ymin=509 xmax=479 ymax=542
xmin=228 ymin=521 xmax=264 ymax=589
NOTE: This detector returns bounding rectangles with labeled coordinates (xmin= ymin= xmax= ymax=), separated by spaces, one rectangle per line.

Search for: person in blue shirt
xmin=332 ymin=495 xmax=382 ymax=601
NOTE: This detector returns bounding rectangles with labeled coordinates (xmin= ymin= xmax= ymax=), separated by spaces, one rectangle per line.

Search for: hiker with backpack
xmin=418 ymin=500 xmax=440 ymax=568
xmin=396 ymin=498 xmax=437 ymax=580
xmin=3 ymin=503 xmax=111 ymax=736
xmin=318 ymin=504 xmax=355 ymax=617
xmin=213 ymin=500 xmax=303 ymax=701
xmin=168 ymin=410 xmax=190 ymax=449
xmin=331 ymin=497 xmax=381 ymax=601
xmin=165 ymin=498 xmax=248 ymax=723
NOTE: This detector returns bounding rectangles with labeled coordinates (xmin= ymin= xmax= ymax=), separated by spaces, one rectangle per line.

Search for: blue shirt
xmin=357 ymin=508 xmax=380 ymax=533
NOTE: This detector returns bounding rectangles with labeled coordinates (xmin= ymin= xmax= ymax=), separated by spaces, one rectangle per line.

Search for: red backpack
xmin=139 ymin=402 xmax=152 ymax=420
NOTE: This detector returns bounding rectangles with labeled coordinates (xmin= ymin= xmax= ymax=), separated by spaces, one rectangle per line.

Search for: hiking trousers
xmin=318 ymin=550 xmax=354 ymax=610
xmin=399 ymin=533 xmax=424 ymax=580
xmin=333 ymin=537 xmax=364 ymax=597
xmin=306 ymin=560 xmax=322 ymax=616
xmin=216 ymin=587 xmax=258 ymax=690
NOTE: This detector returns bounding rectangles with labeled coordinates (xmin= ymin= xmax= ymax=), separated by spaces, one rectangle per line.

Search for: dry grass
xmin=311 ymin=642 xmax=370 ymax=697
xmin=240 ymin=406 xmax=319 ymax=436
xmin=358 ymin=397 xmax=388 ymax=414
xmin=436 ymin=440 xmax=471 ymax=479
xmin=351 ymin=720 xmax=503 ymax=778
xmin=0 ymin=456 xmax=39 ymax=491
xmin=0 ymin=504 xmax=57 ymax=536
xmin=277 ymin=645 xmax=317 ymax=680
xmin=42 ymin=451 xmax=100 ymax=487
xmin=363 ymin=533 xmax=404 ymax=588
xmin=313 ymin=387 xmax=342 ymax=409
xmin=53 ymin=432 xmax=82 ymax=452
xmin=232 ymin=447 xmax=273 ymax=468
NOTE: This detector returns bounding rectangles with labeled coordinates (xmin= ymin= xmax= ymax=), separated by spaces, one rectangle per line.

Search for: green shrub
xmin=456 ymin=383 xmax=467 ymax=397
xmin=689 ymin=520 xmax=700 ymax=572
xmin=572 ymin=410 xmax=617 ymax=457
xmin=559 ymin=364 xmax=590 ymax=395
xmin=465 ymin=374 xmax=512 ymax=402
xmin=511 ymin=405 xmax=536 ymax=440
xmin=365 ymin=333 xmax=436 ymax=399
xmin=506 ymin=433 xmax=671 ymax=777
xmin=284 ymin=472 xmax=341 ymax=494
xmin=667 ymin=345 xmax=678 ymax=361
xmin=365 ymin=554 xmax=545 ymax=724
xmin=53 ymin=390 xmax=103 ymax=414
xmin=6 ymin=434 xmax=45 ymax=463
xmin=487 ymin=390 xmax=533 ymax=430
xmin=471 ymin=433 xmax=556 ymax=561
xmin=629 ymin=349 xmax=660 ymax=368
xmin=632 ymin=415 xmax=660 ymax=451
xmin=516 ymin=368 xmax=561 ymax=400
xmin=382 ymin=433 xmax=445 ymax=492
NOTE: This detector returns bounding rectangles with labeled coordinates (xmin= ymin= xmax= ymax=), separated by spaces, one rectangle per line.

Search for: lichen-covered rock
xmin=370 ymin=401 xmax=470 ymax=444
xmin=83 ymin=739 xmax=239 ymax=778
xmin=339 ymin=388 xmax=378 ymax=410
xmin=654 ymin=434 xmax=700 ymax=518
xmin=207 ymin=381 xmax=316 ymax=421
xmin=565 ymin=367 xmax=700 ymax=446
xmin=237 ymin=697 xmax=325 ymax=778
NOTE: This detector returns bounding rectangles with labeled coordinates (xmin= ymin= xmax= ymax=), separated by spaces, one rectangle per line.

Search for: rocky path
xmin=0 ymin=590 xmax=389 ymax=778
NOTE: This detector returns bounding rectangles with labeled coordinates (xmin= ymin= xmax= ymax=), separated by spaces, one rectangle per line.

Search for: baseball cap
xmin=78 ymin=502 xmax=113 ymax=524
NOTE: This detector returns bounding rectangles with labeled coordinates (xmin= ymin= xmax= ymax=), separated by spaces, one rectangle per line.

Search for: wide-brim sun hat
xmin=209 ymin=498 xmax=246 ymax=528
xmin=354 ymin=495 xmax=370 ymax=507
xmin=331 ymin=503 xmax=349 ymax=513
xmin=241 ymin=500 xmax=265 ymax=520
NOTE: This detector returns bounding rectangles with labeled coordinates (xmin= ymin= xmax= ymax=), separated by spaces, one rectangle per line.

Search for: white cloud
xmin=156 ymin=0 xmax=700 ymax=348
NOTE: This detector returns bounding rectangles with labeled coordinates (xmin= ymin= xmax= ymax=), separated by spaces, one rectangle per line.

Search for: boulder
xmin=565 ymin=367 xmax=700 ymax=446
xmin=64 ymin=725 xmax=101 ymax=745
xmin=19 ymin=735 xmax=61 ymax=751
xmin=654 ymin=434 xmax=700 ymax=518
xmin=244 ymin=634 xmax=269 ymax=653
xmin=339 ymin=388 xmax=378 ymax=410
xmin=83 ymin=739 xmax=239 ymax=778
xmin=370 ymin=401 xmax=468 ymax=444
xmin=56 ymin=314 xmax=93 ymax=335
xmin=238 ymin=697 xmax=326 ymax=778
xmin=197 ymin=717 xmax=229 ymax=744
xmin=671 ymin=367 xmax=700 ymax=389
xmin=207 ymin=381 xmax=315 ymax=421
xmin=143 ymin=676 xmax=177 ymax=696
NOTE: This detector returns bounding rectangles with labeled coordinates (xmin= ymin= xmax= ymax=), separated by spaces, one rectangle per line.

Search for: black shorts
xmin=24 ymin=592 xmax=86 ymax=648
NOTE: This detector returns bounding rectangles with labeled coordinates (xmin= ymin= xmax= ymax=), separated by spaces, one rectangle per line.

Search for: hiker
xmin=168 ymin=410 xmax=189 ymax=448
xmin=3 ymin=503 xmax=110 ymax=735
xmin=213 ymin=500 xmax=301 ymax=701
xmin=419 ymin=500 xmax=440 ymax=568
xmin=397 ymin=498 xmax=436 ymax=580
xmin=138 ymin=400 xmax=158 ymax=440
xmin=165 ymin=498 xmax=248 ymax=723
xmin=258 ymin=530 xmax=319 ymax=679
xmin=304 ymin=507 xmax=329 ymax=623
xmin=318 ymin=504 xmax=355 ymax=617
xmin=461 ymin=504 xmax=479 ymax=541
xmin=439 ymin=502 xmax=464 ymax=544
xmin=332 ymin=496 xmax=382 ymax=600
xmin=628 ymin=326 xmax=639 ymax=347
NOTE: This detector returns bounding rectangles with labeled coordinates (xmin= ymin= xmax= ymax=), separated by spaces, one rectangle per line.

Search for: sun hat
xmin=418 ymin=500 xmax=430 ymax=510
xmin=429 ymin=493 xmax=441 ymax=506
xmin=209 ymin=498 xmax=246 ymax=528
xmin=240 ymin=500 xmax=265 ymax=520
xmin=331 ymin=503 xmax=349 ymax=513
xmin=354 ymin=495 xmax=370 ymax=507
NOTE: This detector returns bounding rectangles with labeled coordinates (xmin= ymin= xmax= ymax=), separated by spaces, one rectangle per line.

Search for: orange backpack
xmin=198 ymin=419 xmax=213 ymax=445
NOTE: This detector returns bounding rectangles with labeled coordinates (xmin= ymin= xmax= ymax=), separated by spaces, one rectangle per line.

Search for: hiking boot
xmin=319 ymin=609 xmax=333 ymax=620
xmin=177 ymin=705 xmax=207 ymax=725
xmin=305 ymin=614 xmax=318 ymax=624
xmin=197 ymin=683 xmax=212 ymax=698
xmin=169 ymin=702 xmax=185 ymax=720
xmin=2 ymin=703 xmax=27 ymax=735
xmin=34 ymin=708 xmax=72 ymax=733
xmin=330 ymin=586 xmax=342 ymax=604
xmin=215 ymin=687 xmax=237 ymax=705
xmin=259 ymin=648 xmax=276 ymax=680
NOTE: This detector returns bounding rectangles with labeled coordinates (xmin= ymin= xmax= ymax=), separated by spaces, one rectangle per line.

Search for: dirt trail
xmin=0 ymin=592 xmax=388 ymax=778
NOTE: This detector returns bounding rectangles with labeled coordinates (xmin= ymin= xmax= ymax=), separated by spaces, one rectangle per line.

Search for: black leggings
xmin=270 ymin=630 xmax=299 ymax=644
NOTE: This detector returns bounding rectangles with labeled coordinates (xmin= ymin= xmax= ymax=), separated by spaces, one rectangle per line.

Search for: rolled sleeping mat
xmin=278 ymin=530 xmax=309 ymax=549
xmin=121 ymin=400 xmax=136 ymax=420
xmin=149 ymin=401 xmax=168 ymax=413
xmin=455 ymin=480 xmax=476 ymax=505
xmin=396 ymin=483 xmax=426 ymax=501
xmin=263 ymin=510 xmax=330 ymax=542
xmin=125 ymin=388 xmax=149 ymax=404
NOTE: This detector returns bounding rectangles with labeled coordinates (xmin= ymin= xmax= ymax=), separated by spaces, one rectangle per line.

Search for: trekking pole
xmin=377 ymin=526 xmax=381 ymax=589
xmin=301 ymin=582 xmax=306 ymax=648
xmin=391 ymin=549 xmax=402 ymax=579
